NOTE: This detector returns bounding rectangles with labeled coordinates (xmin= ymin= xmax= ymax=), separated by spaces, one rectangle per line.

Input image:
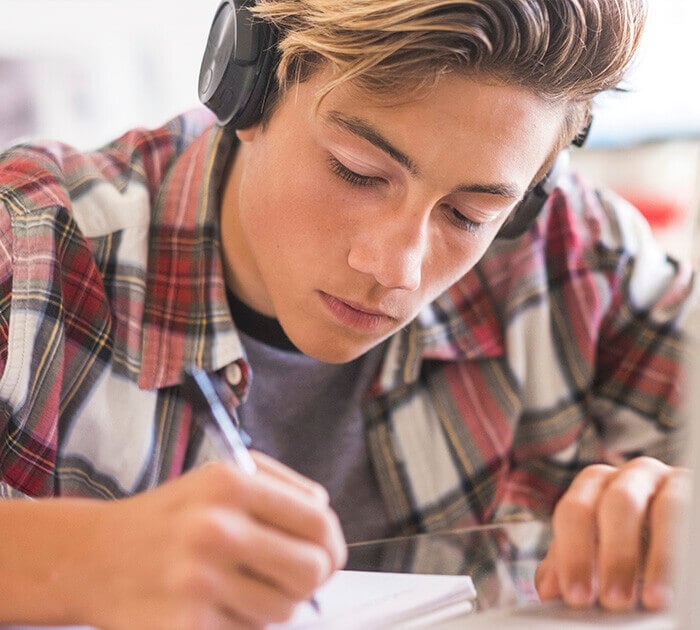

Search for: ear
xmin=235 ymin=126 xmax=260 ymax=143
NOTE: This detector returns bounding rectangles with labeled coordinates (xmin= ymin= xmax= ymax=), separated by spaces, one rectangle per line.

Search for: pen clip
xmin=183 ymin=367 xmax=253 ymax=451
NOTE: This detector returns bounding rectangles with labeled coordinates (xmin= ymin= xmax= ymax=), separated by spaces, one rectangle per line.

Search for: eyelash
xmin=444 ymin=206 xmax=483 ymax=234
xmin=327 ymin=155 xmax=383 ymax=188
xmin=327 ymin=154 xmax=484 ymax=234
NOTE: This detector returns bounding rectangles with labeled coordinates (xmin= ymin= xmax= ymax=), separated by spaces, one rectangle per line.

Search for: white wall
xmin=0 ymin=0 xmax=219 ymax=148
xmin=590 ymin=0 xmax=700 ymax=146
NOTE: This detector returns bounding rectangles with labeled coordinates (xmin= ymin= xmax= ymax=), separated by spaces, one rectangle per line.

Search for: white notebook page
xmin=273 ymin=570 xmax=476 ymax=629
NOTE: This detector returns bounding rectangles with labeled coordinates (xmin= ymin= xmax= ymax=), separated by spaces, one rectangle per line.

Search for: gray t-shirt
xmin=236 ymin=331 xmax=392 ymax=543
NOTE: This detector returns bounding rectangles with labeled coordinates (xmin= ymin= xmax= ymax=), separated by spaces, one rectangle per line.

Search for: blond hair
xmin=252 ymin=0 xmax=647 ymax=144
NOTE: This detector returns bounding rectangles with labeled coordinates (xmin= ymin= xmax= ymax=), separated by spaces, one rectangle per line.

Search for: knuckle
xmin=650 ymin=487 xmax=678 ymax=517
xmin=186 ymin=509 xmax=222 ymax=545
xmin=625 ymin=456 xmax=668 ymax=474
xmin=304 ymin=548 xmax=332 ymax=589
xmin=286 ymin=548 xmax=332 ymax=599
xmin=578 ymin=464 xmax=616 ymax=483
xmin=650 ymin=473 xmax=689 ymax=519
xmin=200 ymin=461 xmax=248 ymax=498
xmin=305 ymin=505 xmax=334 ymax=544
xmin=308 ymin=480 xmax=330 ymax=505
xmin=185 ymin=508 xmax=249 ymax=557
xmin=220 ymin=513 xmax=251 ymax=555
xmin=600 ymin=482 xmax=644 ymax=516
xmin=553 ymin=494 xmax=595 ymax=527
xmin=179 ymin=509 xmax=214 ymax=552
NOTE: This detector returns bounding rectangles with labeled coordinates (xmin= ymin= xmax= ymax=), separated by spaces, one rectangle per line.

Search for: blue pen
xmin=186 ymin=367 xmax=257 ymax=475
xmin=184 ymin=367 xmax=321 ymax=614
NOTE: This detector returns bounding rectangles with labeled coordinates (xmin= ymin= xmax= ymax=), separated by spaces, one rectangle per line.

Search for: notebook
xmin=274 ymin=570 xmax=476 ymax=629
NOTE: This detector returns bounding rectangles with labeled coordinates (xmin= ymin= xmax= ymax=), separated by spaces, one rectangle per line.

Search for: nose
xmin=347 ymin=210 xmax=427 ymax=292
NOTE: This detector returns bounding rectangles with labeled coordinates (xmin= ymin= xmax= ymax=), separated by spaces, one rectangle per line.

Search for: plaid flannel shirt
xmin=0 ymin=110 xmax=692 ymax=534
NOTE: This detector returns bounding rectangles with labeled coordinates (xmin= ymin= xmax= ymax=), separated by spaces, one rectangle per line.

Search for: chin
xmin=292 ymin=333 xmax=384 ymax=364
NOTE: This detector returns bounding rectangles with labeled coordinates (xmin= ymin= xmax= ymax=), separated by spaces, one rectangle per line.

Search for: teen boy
xmin=0 ymin=0 xmax=692 ymax=627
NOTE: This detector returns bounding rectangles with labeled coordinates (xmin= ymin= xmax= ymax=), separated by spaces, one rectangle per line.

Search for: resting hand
xmin=535 ymin=456 xmax=690 ymax=611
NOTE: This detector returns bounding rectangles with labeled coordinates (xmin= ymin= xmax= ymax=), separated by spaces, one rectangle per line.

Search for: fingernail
xmin=566 ymin=583 xmax=592 ymax=607
xmin=537 ymin=567 xmax=558 ymax=600
xmin=606 ymin=583 xmax=633 ymax=609
xmin=645 ymin=583 xmax=673 ymax=609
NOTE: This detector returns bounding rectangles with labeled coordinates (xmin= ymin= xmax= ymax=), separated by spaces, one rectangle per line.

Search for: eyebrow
xmin=327 ymin=111 xmax=419 ymax=176
xmin=326 ymin=110 xmax=521 ymax=199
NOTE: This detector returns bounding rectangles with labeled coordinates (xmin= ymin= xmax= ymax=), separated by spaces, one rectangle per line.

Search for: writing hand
xmin=83 ymin=453 xmax=346 ymax=629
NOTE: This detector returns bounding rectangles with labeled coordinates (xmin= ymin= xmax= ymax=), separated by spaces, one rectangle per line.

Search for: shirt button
xmin=225 ymin=362 xmax=243 ymax=387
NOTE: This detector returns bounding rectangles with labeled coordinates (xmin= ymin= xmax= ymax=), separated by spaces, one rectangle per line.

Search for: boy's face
xmin=220 ymin=69 xmax=566 ymax=363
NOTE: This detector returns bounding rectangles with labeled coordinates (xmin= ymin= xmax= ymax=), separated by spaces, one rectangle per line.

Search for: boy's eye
xmin=327 ymin=153 xmax=485 ymax=235
xmin=327 ymin=155 xmax=384 ymax=188
xmin=443 ymin=204 xmax=484 ymax=234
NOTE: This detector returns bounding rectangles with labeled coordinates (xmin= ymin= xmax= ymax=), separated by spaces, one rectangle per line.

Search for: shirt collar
xmin=139 ymin=120 xmax=245 ymax=389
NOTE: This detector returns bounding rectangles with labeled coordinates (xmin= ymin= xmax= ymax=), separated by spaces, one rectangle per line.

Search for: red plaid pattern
xmin=0 ymin=110 xmax=691 ymax=536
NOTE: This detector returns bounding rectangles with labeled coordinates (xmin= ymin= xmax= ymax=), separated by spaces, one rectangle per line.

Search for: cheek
xmin=422 ymin=231 xmax=495 ymax=297
xmin=240 ymin=164 xmax=351 ymax=276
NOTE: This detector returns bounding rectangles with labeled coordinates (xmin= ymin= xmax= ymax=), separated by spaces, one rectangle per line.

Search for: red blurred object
xmin=617 ymin=189 xmax=687 ymax=230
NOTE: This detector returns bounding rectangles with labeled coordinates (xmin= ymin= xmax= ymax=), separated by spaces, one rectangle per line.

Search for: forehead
xmin=304 ymin=67 xmax=563 ymax=135
xmin=301 ymin=70 xmax=567 ymax=184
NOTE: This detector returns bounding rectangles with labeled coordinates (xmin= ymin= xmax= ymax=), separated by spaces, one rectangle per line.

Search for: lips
xmin=318 ymin=291 xmax=396 ymax=332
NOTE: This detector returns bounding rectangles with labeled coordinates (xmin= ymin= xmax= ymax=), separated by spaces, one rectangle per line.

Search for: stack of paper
xmin=274 ymin=570 xmax=476 ymax=629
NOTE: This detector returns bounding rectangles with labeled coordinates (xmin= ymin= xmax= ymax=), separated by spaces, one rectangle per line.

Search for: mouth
xmin=318 ymin=291 xmax=397 ymax=332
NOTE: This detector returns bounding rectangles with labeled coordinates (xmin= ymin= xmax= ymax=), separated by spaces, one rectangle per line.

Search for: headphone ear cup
xmin=495 ymin=150 xmax=571 ymax=240
xmin=496 ymin=184 xmax=549 ymax=239
xmin=199 ymin=0 xmax=279 ymax=129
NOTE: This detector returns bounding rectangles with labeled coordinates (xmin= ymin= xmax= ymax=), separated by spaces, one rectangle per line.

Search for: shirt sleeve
xmin=0 ymin=199 xmax=12 ymax=381
xmin=586 ymin=188 xmax=694 ymax=464
xmin=0 ymin=147 xmax=71 ymax=497
xmin=494 ymin=181 xmax=694 ymax=522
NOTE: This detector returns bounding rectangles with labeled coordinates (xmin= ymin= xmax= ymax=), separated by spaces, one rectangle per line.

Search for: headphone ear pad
xmin=495 ymin=150 xmax=571 ymax=240
xmin=199 ymin=0 xmax=279 ymax=129
xmin=496 ymin=185 xmax=549 ymax=239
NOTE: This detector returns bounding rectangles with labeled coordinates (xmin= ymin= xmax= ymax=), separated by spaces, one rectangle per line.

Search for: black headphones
xmin=199 ymin=0 xmax=591 ymax=239
xmin=199 ymin=0 xmax=278 ymax=129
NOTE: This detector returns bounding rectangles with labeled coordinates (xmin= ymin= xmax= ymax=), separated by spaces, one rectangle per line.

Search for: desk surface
xmin=346 ymin=519 xmax=550 ymax=614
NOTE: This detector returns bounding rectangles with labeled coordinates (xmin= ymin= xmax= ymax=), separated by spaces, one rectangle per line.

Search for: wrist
xmin=0 ymin=497 xmax=114 ymax=626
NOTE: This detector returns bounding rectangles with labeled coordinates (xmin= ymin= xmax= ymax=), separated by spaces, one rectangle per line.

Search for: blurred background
xmin=1 ymin=0 xmax=699 ymax=262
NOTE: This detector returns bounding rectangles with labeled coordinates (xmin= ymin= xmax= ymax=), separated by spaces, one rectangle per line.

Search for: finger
xmin=597 ymin=457 xmax=669 ymax=611
xmin=535 ymin=549 xmax=561 ymax=602
xmin=251 ymin=451 xmax=330 ymax=505
xmin=176 ymin=603 xmax=259 ymax=630
xmin=232 ymin=466 xmax=347 ymax=571
xmin=227 ymin=570 xmax=300 ymax=626
xmin=192 ymin=563 xmax=300 ymax=627
xmin=642 ymin=467 xmax=690 ymax=611
xmin=198 ymin=508 xmax=334 ymax=600
xmin=552 ymin=464 xmax=616 ymax=607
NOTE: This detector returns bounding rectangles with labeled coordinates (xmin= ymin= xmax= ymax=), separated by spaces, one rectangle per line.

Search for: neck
xmin=219 ymin=140 xmax=275 ymax=318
